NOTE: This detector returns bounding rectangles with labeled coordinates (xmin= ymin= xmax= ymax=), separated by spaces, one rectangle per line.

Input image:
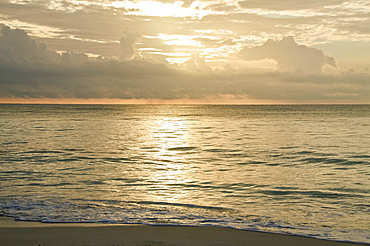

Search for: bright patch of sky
xmin=156 ymin=33 xmax=202 ymax=46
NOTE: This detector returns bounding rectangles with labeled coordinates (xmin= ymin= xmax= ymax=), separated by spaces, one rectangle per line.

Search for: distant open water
xmin=1 ymin=104 xmax=369 ymax=244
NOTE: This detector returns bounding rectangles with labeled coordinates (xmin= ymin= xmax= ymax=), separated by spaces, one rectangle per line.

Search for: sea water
xmin=1 ymin=104 xmax=369 ymax=244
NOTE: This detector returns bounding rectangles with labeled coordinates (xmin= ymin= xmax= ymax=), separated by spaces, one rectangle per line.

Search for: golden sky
xmin=1 ymin=0 xmax=370 ymax=103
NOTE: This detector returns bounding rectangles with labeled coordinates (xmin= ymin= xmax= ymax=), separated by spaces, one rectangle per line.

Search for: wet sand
xmin=0 ymin=217 xmax=365 ymax=246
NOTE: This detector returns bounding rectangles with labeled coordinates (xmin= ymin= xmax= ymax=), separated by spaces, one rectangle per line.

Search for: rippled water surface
xmin=1 ymin=104 xmax=369 ymax=243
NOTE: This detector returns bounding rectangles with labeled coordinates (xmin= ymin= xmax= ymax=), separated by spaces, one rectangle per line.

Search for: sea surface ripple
xmin=1 ymin=104 xmax=369 ymax=244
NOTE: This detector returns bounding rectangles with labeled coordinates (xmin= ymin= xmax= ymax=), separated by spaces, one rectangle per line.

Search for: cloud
xmin=60 ymin=51 xmax=88 ymax=64
xmin=0 ymin=24 xmax=92 ymax=66
xmin=120 ymin=29 xmax=141 ymax=61
xmin=2 ymin=61 xmax=369 ymax=103
xmin=2 ymin=0 xmax=369 ymax=73
xmin=0 ymin=24 xmax=59 ymax=64
xmin=1 ymin=25 xmax=369 ymax=104
xmin=237 ymin=36 xmax=337 ymax=73
xmin=339 ymin=16 xmax=370 ymax=35
xmin=180 ymin=0 xmax=195 ymax=8
xmin=238 ymin=0 xmax=346 ymax=10
xmin=312 ymin=41 xmax=370 ymax=73
xmin=204 ymin=3 xmax=238 ymax=12
xmin=183 ymin=53 xmax=212 ymax=72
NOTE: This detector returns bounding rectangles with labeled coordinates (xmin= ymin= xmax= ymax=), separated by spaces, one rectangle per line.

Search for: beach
xmin=0 ymin=217 xmax=366 ymax=246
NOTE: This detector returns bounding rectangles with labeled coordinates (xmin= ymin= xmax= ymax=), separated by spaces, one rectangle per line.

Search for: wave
xmin=1 ymin=197 xmax=369 ymax=244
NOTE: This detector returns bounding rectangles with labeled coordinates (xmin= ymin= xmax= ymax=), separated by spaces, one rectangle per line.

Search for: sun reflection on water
xmin=140 ymin=116 xmax=197 ymax=203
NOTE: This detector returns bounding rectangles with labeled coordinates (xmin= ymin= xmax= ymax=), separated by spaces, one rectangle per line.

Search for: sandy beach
xmin=0 ymin=217 xmax=366 ymax=246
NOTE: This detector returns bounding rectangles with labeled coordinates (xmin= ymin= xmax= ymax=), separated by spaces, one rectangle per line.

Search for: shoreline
xmin=1 ymin=217 xmax=367 ymax=246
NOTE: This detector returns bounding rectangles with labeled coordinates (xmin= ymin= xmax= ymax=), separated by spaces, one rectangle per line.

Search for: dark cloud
xmin=238 ymin=37 xmax=337 ymax=73
xmin=60 ymin=51 xmax=88 ymax=64
xmin=238 ymin=0 xmax=345 ymax=10
xmin=0 ymin=25 xmax=93 ymax=66
xmin=0 ymin=1 xmax=133 ymax=58
xmin=0 ymin=24 xmax=59 ymax=64
xmin=2 ymin=59 xmax=369 ymax=102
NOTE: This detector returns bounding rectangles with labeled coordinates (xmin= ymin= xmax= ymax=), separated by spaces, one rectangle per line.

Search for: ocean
xmin=1 ymin=104 xmax=369 ymax=244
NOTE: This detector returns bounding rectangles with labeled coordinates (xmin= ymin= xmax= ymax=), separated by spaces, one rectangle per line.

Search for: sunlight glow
xmin=157 ymin=33 xmax=202 ymax=47
xmin=150 ymin=52 xmax=190 ymax=64
xmin=166 ymin=57 xmax=190 ymax=64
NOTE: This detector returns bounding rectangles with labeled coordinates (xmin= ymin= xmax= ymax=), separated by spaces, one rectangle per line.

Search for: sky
xmin=0 ymin=0 xmax=370 ymax=104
